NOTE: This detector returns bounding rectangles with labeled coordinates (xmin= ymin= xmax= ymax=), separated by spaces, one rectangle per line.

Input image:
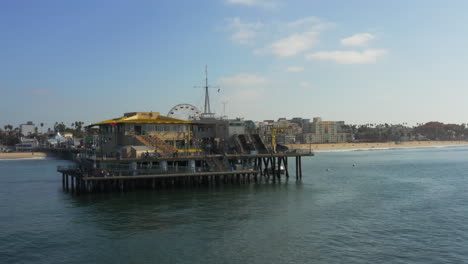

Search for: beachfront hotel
xmin=302 ymin=117 xmax=351 ymax=143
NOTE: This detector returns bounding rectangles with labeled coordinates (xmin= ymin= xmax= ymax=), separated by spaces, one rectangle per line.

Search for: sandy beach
xmin=284 ymin=141 xmax=468 ymax=152
xmin=0 ymin=152 xmax=48 ymax=159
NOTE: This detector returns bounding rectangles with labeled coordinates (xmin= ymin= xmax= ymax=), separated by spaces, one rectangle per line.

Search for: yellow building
xmin=90 ymin=112 xmax=193 ymax=157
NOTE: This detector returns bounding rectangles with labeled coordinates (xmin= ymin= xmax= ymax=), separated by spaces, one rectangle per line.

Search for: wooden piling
xmin=57 ymin=153 xmax=312 ymax=193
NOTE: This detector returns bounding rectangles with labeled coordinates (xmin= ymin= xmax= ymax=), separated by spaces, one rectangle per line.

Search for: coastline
xmin=0 ymin=152 xmax=49 ymax=160
xmin=284 ymin=141 xmax=468 ymax=152
xmin=1 ymin=141 xmax=467 ymax=159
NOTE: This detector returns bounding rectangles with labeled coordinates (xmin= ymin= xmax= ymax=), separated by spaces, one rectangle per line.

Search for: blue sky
xmin=1 ymin=0 xmax=468 ymax=128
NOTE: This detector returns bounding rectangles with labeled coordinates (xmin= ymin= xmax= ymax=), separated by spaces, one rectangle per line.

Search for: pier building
xmin=53 ymin=68 xmax=313 ymax=194
xmin=89 ymin=112 xmax=193 ymax=158
xmin=54 ymin=110 xmax=312 ymax=194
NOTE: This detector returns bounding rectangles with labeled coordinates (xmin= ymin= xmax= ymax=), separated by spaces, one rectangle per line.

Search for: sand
xmin=284 ymin=141 xmax=468 ymax=152
xmin=1 ymin=141 xmax=467 ymax=159
xmin=0 ymin=152 xmax=48 ymax=159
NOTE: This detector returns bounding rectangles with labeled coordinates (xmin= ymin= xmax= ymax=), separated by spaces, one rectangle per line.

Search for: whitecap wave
xmin=0 ymin=157 xmax=48 ymax=161
xmin=313 ymin=144 xmax=468 ymax=153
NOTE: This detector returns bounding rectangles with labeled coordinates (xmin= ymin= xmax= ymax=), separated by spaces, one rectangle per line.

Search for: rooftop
xmin=90 ymin=112 xmax=191 ymax=126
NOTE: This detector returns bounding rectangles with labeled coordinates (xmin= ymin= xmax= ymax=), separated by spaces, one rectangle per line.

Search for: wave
xmin=314 ymin=144 xmax=468 ymax=153
xmin=0 ymin=157 xmax=48 ymax=161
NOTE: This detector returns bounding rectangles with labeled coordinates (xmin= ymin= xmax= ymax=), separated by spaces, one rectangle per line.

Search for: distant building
xmin=301 ymin=117 xmax=351 ymax=143
xmin=20 ymin=121 xmax=36 ymax=136
xmin=255 ymin=118 xmax=301 ymax=145
xmin=290 ymin=117 xmax=305 ymax=128
xmin=63 ymin=132 xmax=73 ymax=138
xmin=16 ymin=138 xmax=38 ymax=151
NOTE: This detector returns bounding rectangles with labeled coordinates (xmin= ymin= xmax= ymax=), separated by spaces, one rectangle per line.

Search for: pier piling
xmin=58 ymin=153 xmax=312 ymax=194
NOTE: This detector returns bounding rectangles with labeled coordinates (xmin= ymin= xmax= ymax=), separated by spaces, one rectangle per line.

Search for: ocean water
xmin=1 ymin=147 xmax=468 ymax=263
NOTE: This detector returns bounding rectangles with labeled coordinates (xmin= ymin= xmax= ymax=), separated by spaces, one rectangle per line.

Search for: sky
xmin=1 ymin=0 xmax=468 ymax=129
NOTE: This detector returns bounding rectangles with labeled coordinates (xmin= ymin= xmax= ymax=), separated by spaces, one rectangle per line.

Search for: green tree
xmin=54 ymin=122 xmax=67 ymax=133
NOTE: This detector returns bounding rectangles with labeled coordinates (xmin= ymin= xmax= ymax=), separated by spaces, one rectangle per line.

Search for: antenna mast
xmin=194 ymin=65 xmax=219 ymax=118
xmin=204 ymin=65 xmax=211 ymax=114
xmin=221 ymin=100 xmax=228 ymax=117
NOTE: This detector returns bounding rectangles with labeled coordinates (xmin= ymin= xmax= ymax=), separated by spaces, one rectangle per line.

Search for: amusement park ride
xmin=167 ymin=104 xmax=201 ymax=121
xmin=167 ymin=65 xmax=218 ymax=121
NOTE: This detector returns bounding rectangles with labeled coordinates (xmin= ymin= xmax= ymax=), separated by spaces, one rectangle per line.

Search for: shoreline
xmin=284 ymin=141 xmax=468 ymax=152
xmin=1 ymin=141 xmax=467 ymax=159
xmin=0 ymin=152 xmax=49 ymax=160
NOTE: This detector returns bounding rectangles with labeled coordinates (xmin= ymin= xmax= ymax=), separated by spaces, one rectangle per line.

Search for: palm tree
xmin=4 ymin=124 xmax=13 ymax=133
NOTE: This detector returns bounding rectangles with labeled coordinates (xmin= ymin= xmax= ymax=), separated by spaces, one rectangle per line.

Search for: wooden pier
xmin=58 ymin=153 xmax=312 ymax=194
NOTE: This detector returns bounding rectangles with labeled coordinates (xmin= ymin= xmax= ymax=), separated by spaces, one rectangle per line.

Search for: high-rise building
xmin=301 ymin=117 xmax=350 ymax=143
xmin=20 ymin=121 xmax=36 ymax=136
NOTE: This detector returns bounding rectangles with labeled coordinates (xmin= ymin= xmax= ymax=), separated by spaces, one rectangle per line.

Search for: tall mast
xmin=204 ymin=65 xmax=211 ymax=114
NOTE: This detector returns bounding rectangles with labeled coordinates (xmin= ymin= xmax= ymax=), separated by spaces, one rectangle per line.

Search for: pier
xmin=52 ymin=82 xmax=315 ymax=194
xmin=57 ymin=153 xmax=311 ymax=194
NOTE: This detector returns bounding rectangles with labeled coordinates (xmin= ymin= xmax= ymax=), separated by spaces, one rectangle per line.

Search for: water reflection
xmin=67 ymin=183 xmax=306 ymax=234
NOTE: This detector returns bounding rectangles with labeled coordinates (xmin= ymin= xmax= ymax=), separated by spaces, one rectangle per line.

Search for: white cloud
xmin=218 ymin=73 xmax=269 ymax=102
xmin=256 ymin=31 xmax=319 ymax=57
xmin=341 ymin=33 xmax=375 ymax=47
xmin=225 ymin=0 xmax=277 ymax=8
xmin=286 ymin=17 xmax=333 ymax=34
xmin=299 ymin=81 xmax=312 ymax=88
xmin=226 ymin=18 xmax=263 ymax=45
xmin=218 ymin=73 xmax=269 ymax=87
xmin=229 ymin=87 xmax=266 ymax=101
xmin=286 ymin=67 xmax=304 ymax=72
xmin=306 ymin=49 xmax=388 ymax=64
xmin=287 ymin=17 xmax=321 ymax=28
xmin=253 ymin=17 xmax=330 ymax=58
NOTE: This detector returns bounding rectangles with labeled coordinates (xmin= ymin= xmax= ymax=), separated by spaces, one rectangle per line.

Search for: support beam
xmin=277 ymin=157 xmax=282 ymax=179
xmin=299 ymin=157 xmax=302 ymax=179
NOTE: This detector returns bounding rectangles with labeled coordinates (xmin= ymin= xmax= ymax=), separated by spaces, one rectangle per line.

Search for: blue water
xmin=1 ymin=147 xmax=468 ymax=263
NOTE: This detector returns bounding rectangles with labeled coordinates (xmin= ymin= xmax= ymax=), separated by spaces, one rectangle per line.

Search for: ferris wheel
xmin=167 ymin=104 xmax=202 ymax=121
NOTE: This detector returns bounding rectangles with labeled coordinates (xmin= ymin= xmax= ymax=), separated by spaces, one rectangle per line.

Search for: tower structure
xmin=204 ymin=65 xmax=211 ymax=115
xmin=195 ymin=65 xmax=218 ymax=118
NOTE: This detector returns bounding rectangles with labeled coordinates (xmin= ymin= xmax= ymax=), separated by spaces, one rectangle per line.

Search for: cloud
xmin=341 ymin=33 xmax=375 ymax=47
xmin=286 ymin=67 xmax=304 ymax=72
xmin=255 ymin=31 xmax=319 ymax=57
xmin=226 ymin=18 xmax=263 ymax=45
xmin=287 ymin=17 xmax=323 ymax=29
xmin=218 ymin=73 xmax=269 ymax=102
xmin=227 ymin=87 xmax=266 ymax=101
xmin=299 ymin=81 xmax=312 ymax=88
xmin=225 ymin=0 xmax=277 ymax=8
xmin=218 ymin=73 xmax=269 ymax=87
xmin=306 ymin=49 xmax=388 ymax=64
xmin=253 ymin=17 xmax=330 ymax=58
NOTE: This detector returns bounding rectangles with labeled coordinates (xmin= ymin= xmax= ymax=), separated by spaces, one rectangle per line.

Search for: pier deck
xmin=57 ymin=152 xmax=311 ymax=194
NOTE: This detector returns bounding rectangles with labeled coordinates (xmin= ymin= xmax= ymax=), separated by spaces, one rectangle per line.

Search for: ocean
xmin=1 ymin=146 xmax=468 ymax=263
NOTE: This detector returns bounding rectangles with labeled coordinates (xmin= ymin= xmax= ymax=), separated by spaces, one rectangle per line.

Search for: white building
xmin=20 ymin=121 xmax=36 ymax=136
xmin=16 ymin=138 xmax=38 ymax=151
